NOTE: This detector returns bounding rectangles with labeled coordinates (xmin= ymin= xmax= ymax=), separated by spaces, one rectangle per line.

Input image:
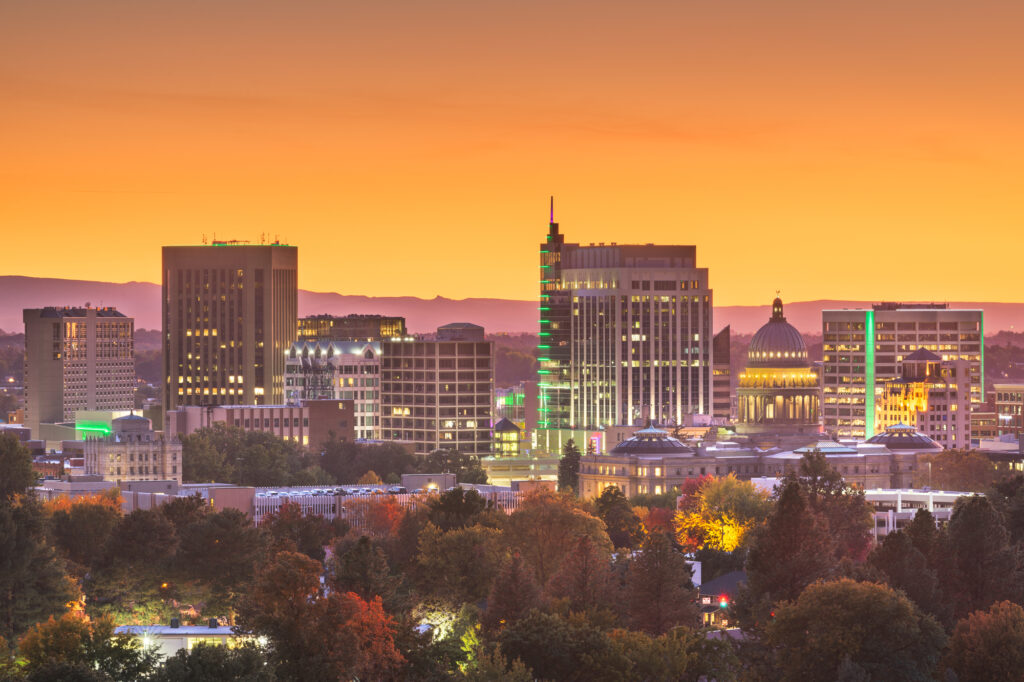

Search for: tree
xmin=765 ymin=579 xmax=945 ymax=682
xmin=320 ymin=438 xmax=418 ymax=485
xmin=329 ymin=536 xmax=404 ymax=613
xmin=557 ymin=439 xmax=581 ymax=493
xmin=626 ymin=532 xmax=698 ymax=634
xmin=179 ymin=424 xmax=308 ymax=486
xmin=867 ymin=530 xmax=947 ymax=623
xmin=175 ymin=509 xmax=265 ymax=616
xmin=505 ymin=489 xmax=612 ymax=587
xmin=0 ymin=434 xmax=36 ymax=500
xmin=157 ymin=494 xmax=210 ymax=534
xmin=919 ymin=450 xmax=999 ymax=492
xmin=594 ymin=486 xmax=643 ymax=549
xmin=86 ymin=509 xmax=180 ymax=624
xmin=0 ymin=498 xmax=77 ymax=643
xmin=458 ymin=646 xmax=532 ymax=681
xmin=47 ymin=494 xmax=122 ymax=576
xmin=673 ymin=474 xmax=771 ymax=552
xmin=421 ymin=449 xmax=489 ymax=484
xmin=483 ymin=555 xmax=541 ymax=631
xmin=151 ymin=642 xmax=274 ymax=682
xmin=498 ymin=611 xmax=629 ymax=681
xmin=545 ymin=535 xmax=615 ymax=613
xmin=357 ymin=470 xmax=383 ymax=485
xmin=416 ymin=523 xmax=505 ymax=605
xmin=238 ymin=551 xmax=404 ymax=680
xmin=944 ymin=495 xmax=1021 ymax=618
xmin=259 ymin=501 xmax=338 ymax=561
xmin=740 ymin=481 xmax=834 ymax=626
xmin=426 ymin=488 xmax=490 ymax=531
xmin=781 ymin=452 xmax=873 ymax=561
xmin=18 ymin=612 xmax=160 ymax=682
xmin=944 ymin=601 xmax=1024 ymax=681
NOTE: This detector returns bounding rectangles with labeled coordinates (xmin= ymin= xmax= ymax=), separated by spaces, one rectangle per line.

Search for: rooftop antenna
xmin=549 ymin=195 xmax=554 ymax=224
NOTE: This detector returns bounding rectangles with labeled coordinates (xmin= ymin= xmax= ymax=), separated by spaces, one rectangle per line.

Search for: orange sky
xmin=2 ymin=0 xmax=1023 ymax=305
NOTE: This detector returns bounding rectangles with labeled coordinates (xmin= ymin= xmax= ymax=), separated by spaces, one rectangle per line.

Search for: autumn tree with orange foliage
xmin=239 ymin=550 xmax=404 ymax=680
xmin=46 ymin=491 xmax=123 ymax=576
xmin=342 ymin=495 xmax=410 ymax=537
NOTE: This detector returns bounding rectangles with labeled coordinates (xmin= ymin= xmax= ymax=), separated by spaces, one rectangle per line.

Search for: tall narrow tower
xmin=538 ymin=200 xmax=572 ymax=430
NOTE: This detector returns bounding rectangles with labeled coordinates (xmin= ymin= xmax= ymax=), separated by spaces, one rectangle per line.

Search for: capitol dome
xmin=865 ymin=423 xmax=942 ymax=451
xmin=747 ymin=298 xmax=808 ymax=368
xmin=610 ymin=426 xmax=694 ymax=455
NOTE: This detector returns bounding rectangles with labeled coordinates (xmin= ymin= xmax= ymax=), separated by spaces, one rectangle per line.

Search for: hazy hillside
xmin=3 ymin=276 xmax=1024 ymax=336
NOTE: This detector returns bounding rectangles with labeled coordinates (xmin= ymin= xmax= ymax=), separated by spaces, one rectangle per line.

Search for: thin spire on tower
xmin=549 ymin=195 xmax=555 ymax=224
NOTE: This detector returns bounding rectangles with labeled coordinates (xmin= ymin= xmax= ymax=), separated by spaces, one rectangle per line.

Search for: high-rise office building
xmin=285 ymin=340 xmax=381 ymax=439
xmin=822 ymin=303 xmax=983 ymax=438
xmin=298 ymin=314 xmax=406 ymax=342
xmin=712 ymin=326 xmax=732 ymax=420
xmin=380 ymin=323 xmax=494 ymax=456
xmin=162 ymin=242 xmax=298 ymax=411
xmin=23 ymin=306 xmax=135 ymax=435
xmin=539 ymin=214 xmax=713 ymax=438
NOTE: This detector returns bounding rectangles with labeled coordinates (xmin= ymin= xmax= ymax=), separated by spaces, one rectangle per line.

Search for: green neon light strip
xmin=537 ymin=357 xmax=550 ymax=362
xmin=541 ymin=265 xmax=552 ymax=269
xmin=538 ymin=306 xmax=550 ymax=311
xmin=865 ymin=309 xmax=875 ymax=438
xmin=980 ymin=312 xmax=985 ymax=401
xmin=539 ymin=332 xmax=551 ymax=336
xmin=538 ymin=370 xmax=552 ymax=374
xmin=77 ymin=424 xmax=112 ymax=435
xmin=537 ymin=344 xmax=550 ymax=349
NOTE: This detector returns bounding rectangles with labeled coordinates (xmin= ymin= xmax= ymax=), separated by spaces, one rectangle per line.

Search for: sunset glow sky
xmin=3 ymin=1 xmax=1023 ymax=305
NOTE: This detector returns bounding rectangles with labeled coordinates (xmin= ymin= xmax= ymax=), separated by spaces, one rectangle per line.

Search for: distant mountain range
xmin=2 ymin=276 xmax=1023 ymax=336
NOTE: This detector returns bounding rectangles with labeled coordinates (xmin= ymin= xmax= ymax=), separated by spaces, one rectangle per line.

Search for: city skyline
xmin=4 ymin=1 xmax=1024 ymax=305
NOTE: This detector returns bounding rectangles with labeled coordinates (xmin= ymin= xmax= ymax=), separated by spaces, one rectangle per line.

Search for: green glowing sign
xmin=865 ymin=309 xmax=875 ymax=438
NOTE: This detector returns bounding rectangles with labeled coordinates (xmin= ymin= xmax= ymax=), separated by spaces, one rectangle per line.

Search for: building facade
xmin=165 ymin=399 xmax=355 ymax=451
xmin=298 ymin=314 xmax=407 ymax=342
xmin=84 ymin=414 xmax=182 ymax=485
xmin=736 ymin=299 xmax=820 ymax=436
xmin=994 ymin=383 xmax=1024 ymax=438
xmin=875 ymin=349 xmax=971 ymax=449
xmin=822 ymin=304 xmax=983 ymax=438
xmin=380 ymin=323 xmax=494 ymax=456
xmin=539 ymin=216 xmax=713 ymax=437
xmin=285 ymin=341 xmax=380 ymax=439
xmin=712 ymin=326 xmax=732 ymax=420
xmin=23 ymin=307 xmax=135 ymax=435
xmin=578 ymin=424 xmax=938 ymax=501
xmin=162 ymin=242 xmax=298 ymax=411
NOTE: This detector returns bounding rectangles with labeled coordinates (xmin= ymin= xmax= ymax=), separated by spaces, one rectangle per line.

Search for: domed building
xmin=736 ymin=298 xmax=820 ymax=436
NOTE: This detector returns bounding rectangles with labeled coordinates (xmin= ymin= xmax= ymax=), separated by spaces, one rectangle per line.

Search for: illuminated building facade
xmin=84 ymin=414 xmax=182 ymax=485
xmin=994 ymin=383 xmax=1024 ymax=438
xmin=380 ymin=323 xmax=494 ymax=456
xmin=494 ymin=379 xmax=539 ymax=435
xmin=493 ymin=417 xmax=522 ymax=457
xmin=23 ymin=307 xmax=135 ymax=436
xmin=822 ymin=304 xmax=983 ymax=438
xmin=162 ymin=243 xmax=297 ymax=411
xmin=298 ymin=314 xmax=407 ymax=342
xmin=538 ymin=213 xmax=713 ymax=441
xmin=736 ymin=299 xmax=819 ymax=436
xmin=285 ymin=341 xmax=380 ymax=439
xmin=875 ymin=349 xmax=971 ymax=449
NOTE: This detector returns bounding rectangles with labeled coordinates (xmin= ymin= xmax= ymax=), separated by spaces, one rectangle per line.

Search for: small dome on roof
xmin=747 ymin=298 xmax=808 ymax=368
xmin=865 ymin=423 xmax=942 ymax=450
xmin=611 ymin=427 xmax=694 ymax=455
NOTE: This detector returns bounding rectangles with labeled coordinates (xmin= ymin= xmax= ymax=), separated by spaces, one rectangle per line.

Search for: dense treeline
xmin=7 ymin=430 xmax=1024 ymax=679
xmin=180 ymin=424 xmax=487 ymax=486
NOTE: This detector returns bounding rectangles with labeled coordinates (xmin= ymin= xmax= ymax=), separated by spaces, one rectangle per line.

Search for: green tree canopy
xmin=0 ymin=433 xmax=36 ymax=501
xmin=0 ymin=498 xmax=76 ymax=642
xmin=594 ymin=486 xmax=644 ymax=549
xmin=765 ymin=579 xmax=945 ymax=682
xmin=557 ymin=439 xmax=581 ymax=493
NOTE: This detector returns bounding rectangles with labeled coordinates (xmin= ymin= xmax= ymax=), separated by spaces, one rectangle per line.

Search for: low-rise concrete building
xmin=166 ymin=399 xmax=355 ymax=451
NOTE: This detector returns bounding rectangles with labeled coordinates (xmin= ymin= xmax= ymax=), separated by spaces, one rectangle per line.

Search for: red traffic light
xmin=718 ymin=595 xmax=729 ymax=608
